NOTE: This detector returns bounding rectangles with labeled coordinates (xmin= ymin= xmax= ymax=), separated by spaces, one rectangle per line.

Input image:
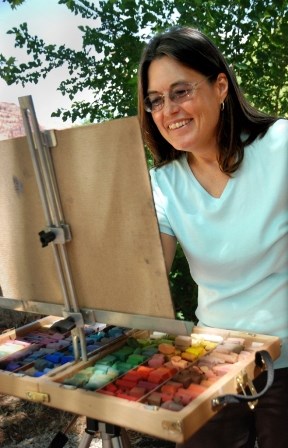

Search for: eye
xmin=174 ymin=88 xmax=188 ymax=97
xmin=172 ymin=85 xmax=192 ymax=100
xmin=149 ymin=95 xmax=163 ymax=107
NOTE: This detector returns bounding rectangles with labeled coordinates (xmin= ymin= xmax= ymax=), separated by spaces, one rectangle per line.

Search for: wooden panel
xmin=0 ymin=371 xmax=39 ymax=401
xmin=0 ymin=117 xmax=174 ymax=318
xmin=37 ymin=331 xmax=281 ymax=443
xmin=0 ymin=135 xmax=61 ymax=303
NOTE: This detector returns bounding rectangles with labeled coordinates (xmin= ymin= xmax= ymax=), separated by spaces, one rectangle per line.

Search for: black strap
xmin=211 ymin=350 xmax=274 ymax=408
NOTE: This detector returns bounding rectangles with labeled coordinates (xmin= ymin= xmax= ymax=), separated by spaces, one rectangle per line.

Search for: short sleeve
xmin=150 ymin=168 xmax=175 ymax=236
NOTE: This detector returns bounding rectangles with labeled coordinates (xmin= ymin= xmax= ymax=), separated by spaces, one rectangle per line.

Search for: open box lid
xmin=0 ymin=110 xmax=191 ymax=333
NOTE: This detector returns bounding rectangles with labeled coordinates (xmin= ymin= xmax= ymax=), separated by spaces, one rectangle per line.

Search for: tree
xmin=2 ymin=0 xmax=25 ymax=8
xmin=1 ymin=0 xmax=287 ymax=123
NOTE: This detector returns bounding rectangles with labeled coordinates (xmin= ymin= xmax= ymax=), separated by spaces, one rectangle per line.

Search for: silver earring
xmin=221 ymin=102 xmax=225 ymax=111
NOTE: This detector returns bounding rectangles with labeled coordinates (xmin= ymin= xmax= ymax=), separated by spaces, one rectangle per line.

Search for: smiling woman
xmin=138 ymin=26 xmax=288 ymax=448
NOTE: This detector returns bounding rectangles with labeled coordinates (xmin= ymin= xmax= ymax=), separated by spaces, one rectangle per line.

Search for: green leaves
xmin=2 ymin=0 xmax=25 ymax=9
xmin=1 ymin=0 xmax=287 ymax=121
xmin=58 ymin=0 xmax=100 ymax=18
xmin=169 ymin=244 xmax=198 ymax=322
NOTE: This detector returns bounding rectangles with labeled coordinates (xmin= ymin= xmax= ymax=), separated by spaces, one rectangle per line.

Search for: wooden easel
xmin=17 ymin=96 xmax=132 ymax=448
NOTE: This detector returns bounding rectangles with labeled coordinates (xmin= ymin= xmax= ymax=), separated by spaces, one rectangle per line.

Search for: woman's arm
xmin=160 ymin=232 xmax=177 ymax=274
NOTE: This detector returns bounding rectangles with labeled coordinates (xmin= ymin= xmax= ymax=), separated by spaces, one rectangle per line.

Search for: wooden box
xmin=0 ymin=316 xmax=280 ymax=444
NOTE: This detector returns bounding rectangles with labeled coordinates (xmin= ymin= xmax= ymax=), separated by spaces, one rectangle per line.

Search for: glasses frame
xmin=143 ymin=76 xmax=212 ymax=113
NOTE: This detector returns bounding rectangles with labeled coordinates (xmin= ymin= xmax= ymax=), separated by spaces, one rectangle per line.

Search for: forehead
xmin=147 ymin=56 xmax=200 ymax=92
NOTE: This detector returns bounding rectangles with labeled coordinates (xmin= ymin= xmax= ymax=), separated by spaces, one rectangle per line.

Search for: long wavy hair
xmin=138 ymin=26 xmax=277 ymax=173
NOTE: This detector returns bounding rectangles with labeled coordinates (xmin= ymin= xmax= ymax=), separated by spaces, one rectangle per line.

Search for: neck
xmin=186 ymin=151 xmax=229 ymax=198
xmin=187 ymin=150 xmax=219 ymax=168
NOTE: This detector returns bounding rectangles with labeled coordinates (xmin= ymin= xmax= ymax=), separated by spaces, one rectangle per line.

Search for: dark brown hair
xmin=138 ymin=26 xmax=277 ymax=173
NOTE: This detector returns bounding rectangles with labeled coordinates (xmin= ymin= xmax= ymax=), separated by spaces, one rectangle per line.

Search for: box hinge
xmin=236 ymin=371 xmax=258 ymax=410
xmin=26 ymin=391 xmax=50 ymax=403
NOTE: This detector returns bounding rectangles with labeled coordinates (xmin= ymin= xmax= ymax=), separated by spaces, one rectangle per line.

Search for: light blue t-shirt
xmin=150 ymin=119 xmax=288 ymax=369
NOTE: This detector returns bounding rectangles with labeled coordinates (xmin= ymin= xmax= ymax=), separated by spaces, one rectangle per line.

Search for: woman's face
xmin=147 ymin=56 xmax=228 ymax=156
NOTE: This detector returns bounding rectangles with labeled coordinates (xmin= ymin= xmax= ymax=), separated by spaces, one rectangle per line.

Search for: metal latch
xmin=26 ymin=391 xmax=50 ymax=403
xmin=236 ymin=371 xmax=258 ymax=410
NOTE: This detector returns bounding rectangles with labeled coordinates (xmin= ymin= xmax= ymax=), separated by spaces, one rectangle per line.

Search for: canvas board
xmin=0 ymin=117 xmax=174 ymax=319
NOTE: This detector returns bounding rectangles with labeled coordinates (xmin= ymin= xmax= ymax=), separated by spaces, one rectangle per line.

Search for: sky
xmin=0 ymin=0 xmax=97 ymax=129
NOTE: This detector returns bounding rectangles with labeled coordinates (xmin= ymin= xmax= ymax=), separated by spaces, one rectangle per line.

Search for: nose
xmin=162 ymin=96 xmax=180 ymax=114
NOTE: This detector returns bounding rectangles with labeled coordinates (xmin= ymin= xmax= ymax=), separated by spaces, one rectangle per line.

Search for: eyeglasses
xmin=143 ymin=77 xmax=211 ymax=113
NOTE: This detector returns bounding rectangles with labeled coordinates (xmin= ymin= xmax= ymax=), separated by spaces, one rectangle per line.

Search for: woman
xmin=138 ymin=26 xmax=288 ymax=448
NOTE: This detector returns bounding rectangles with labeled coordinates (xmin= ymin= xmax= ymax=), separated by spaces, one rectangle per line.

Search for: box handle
xmin=211 ymin=350 xmax=274 ymax=410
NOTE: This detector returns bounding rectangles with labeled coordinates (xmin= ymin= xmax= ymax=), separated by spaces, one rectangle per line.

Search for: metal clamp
xmin=38 ymin=224 xmax=72 ymax=247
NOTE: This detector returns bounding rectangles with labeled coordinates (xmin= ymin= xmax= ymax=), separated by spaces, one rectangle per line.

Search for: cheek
xmin=150 ymin=117 xmax=168 ymax=147
xmin=196 ymin=101 xmax=220 ymax=130
xmin=152 ymin=114 xmax=161 ymax=128
xmin=208 ymin=108 xmax=221 ymax=130
xmin=152 ymin=115 xmax=167 ymax=138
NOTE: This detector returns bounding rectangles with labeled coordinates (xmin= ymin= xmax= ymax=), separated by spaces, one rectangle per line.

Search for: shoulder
xmin=149 ymin=156 xmax=189 ymax=203
xmin=271 ymin=118 xmax=288 ymax=132
xmin=150 ymin=155 xmax=187 ymax=184
xmin=248 ymin=119 xmax=288 ymax=156
xmin=246 ymin=120 xmax=288 ymax=177
xmin=262 ymin=119 xmax=288 ymax=145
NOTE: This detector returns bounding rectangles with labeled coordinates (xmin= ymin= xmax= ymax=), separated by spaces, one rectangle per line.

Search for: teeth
xmin=168 ymin=120 xmax=191 ymax=130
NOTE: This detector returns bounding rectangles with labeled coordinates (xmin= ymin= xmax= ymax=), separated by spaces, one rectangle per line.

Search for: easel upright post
xmin=18 ymin=95 xmax=87 ymax=361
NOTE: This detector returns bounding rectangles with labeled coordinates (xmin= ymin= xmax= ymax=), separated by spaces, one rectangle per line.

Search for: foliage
xmin=1 ymin=0 xmax=287 ymax=321
xmin=2 ymin=0 xmax=25 ymax=8
xmin=1 ymin=0 xmax=287 ymax=123
xmin=170 ymin=244 xmax=198 ymax=323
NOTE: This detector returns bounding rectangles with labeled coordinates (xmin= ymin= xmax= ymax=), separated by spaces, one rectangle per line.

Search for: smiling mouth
xmin=168 ymin=119 xmax=192 ymax=130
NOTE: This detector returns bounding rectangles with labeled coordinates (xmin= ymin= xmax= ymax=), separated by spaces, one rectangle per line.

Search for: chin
xmin=171 ymin=139 xmax=195 ymax=152
xmin=174 ymin=144 xmax=192 ymax=152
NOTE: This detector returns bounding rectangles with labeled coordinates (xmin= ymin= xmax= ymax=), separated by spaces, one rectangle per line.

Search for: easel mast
xmin=19 ymin=95 xmax=87 ymax=362
xmin=19 ymin=95 xmax=131 ymax=448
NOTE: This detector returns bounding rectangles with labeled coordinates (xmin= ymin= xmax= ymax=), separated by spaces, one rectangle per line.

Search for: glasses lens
xmin=144 ymin=97 xmax=153 ymax=112
xmin=144 ymin=95 xmax=163 ymax=112
xmin=143 ymin=80 xmax=206 ymax=112
xmin=171 ymin=85 xmax=193 ymax=103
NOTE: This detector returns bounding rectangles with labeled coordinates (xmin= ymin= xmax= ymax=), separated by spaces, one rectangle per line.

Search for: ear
xmin=216 ymin=73 xmax=228 ymax=102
